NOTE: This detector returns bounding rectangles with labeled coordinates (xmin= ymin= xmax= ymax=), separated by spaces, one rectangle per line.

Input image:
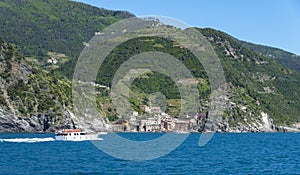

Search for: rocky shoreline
xmin=0 ymin=111 xmax=300 ymax=133
xmin=1 ymin=107 xmax=299 ymax=133
xmin=0 ymin=108 xmax=75 ymax=133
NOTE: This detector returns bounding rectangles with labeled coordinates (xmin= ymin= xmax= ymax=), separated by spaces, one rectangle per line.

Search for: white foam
xmin=0 ymin=137 xmax=55 ymax=143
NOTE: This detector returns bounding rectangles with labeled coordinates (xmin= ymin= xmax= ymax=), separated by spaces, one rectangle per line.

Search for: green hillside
xmin=0 ymin=0 xmax=299 ymax=129
xmin=199 ymin=28 xmax=300 ymax=125
xmin=240 ymin=41 xmax=300 ymax=73
xmin=93 ymin=28 xmax=300 ymax=125
xmin=0 ymin=0 xmax=133 ymax=71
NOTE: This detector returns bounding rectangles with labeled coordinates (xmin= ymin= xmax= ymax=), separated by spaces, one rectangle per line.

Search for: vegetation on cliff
xmin=0 ymin=37 xmax=71 ymax=120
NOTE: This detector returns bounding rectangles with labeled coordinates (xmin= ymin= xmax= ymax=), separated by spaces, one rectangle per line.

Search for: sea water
xmin=0 ymin=133 xmax=300 ymax=175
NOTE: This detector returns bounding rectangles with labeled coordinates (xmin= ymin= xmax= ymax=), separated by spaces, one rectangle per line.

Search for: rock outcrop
xmin=201 ymin=111 xmax=300 ymax=133
xmin=0 ymin=108 xmax=75 ymax=132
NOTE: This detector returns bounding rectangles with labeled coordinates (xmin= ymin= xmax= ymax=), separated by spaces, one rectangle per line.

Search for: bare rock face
xmin=0 ymin=108 xmax=39 ymax=132
xmin=199 ymin=111 xmax=279 ymax=133
xmin=0 ymin=107 xmax=109 ymax=133
xmin=0 ymin=108 xmax=76 ymax=132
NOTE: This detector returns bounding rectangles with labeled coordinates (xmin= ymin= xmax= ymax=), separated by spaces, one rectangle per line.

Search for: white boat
xmin=55 ymin=129 xmax=105 ymax=141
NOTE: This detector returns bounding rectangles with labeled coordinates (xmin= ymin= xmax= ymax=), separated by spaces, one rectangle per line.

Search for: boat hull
xmin=55 ymin=134 xmax=103 ymax=141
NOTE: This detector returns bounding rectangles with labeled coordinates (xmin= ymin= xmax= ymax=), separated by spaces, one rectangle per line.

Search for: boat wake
xmin=0 ymin=137 xmax=55 ymax=143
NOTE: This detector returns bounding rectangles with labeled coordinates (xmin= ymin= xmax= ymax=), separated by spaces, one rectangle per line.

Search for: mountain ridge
xmin=240 ymin=40 xmax=300 ymax=72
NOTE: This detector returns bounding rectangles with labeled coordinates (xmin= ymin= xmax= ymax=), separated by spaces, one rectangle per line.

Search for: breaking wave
xmin=0 ymin=137 xmax=55 ymax=143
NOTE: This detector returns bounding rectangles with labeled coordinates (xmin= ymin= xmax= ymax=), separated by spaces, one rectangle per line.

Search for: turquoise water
xmin=0 ymin=133 xmax=300 ymax=174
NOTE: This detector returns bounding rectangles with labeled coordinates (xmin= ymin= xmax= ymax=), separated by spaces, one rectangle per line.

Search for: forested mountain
xmin=0 ymin=0 xmax=299 ymax=132
xmin=198 ymin=28 xmax=300 ymax=125
xmin=0 ymin=0 xmax=133 ymax=72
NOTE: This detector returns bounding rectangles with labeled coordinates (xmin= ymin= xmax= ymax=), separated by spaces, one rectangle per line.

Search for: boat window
xmin=80 ymin=133 xmax=86 ymax=135
xmin=57 ymin=133 xmax=67 ymax=136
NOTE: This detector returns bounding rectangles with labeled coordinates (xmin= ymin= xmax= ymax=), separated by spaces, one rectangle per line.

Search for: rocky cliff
xmin=0 ymin=37 xmax=77 ymax=132
xmin=0 ymin=107 xmax=75 ymax=132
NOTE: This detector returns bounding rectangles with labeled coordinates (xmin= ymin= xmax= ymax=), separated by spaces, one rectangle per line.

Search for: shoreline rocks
xmin=0 ymin=108 xmax=75 ymax=133
xmin=1 ymin=107 xmax=299 ymax=133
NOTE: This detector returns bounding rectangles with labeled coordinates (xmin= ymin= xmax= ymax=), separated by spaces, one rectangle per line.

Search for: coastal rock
xmin=0 ymin=107 xmax=109 ymax=133
xmin=199 ymin=111 xmax=286 ymax=133
xmin=0 ymin=108 xmax=75 ymax=132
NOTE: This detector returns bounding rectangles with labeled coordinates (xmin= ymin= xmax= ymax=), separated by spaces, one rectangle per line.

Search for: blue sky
xmin=75 ymin=0 xmax=300 ymax=55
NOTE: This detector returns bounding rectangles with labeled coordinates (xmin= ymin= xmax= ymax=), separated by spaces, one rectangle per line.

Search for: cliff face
xmin=0 ymin=108 xmax=75 ymax=132
xmin=0 ymin=37 xmax=110 ymax=132
xmin=0 ymin=38 xmax=76 ymax=132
